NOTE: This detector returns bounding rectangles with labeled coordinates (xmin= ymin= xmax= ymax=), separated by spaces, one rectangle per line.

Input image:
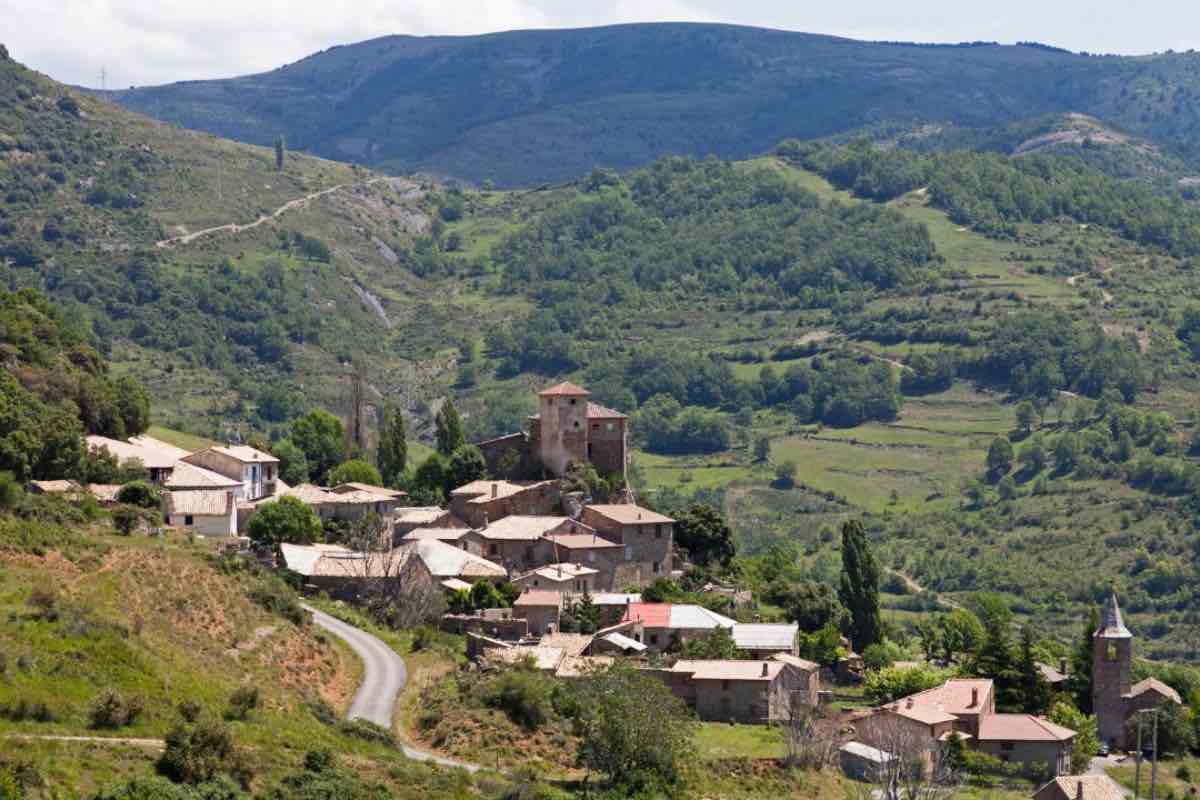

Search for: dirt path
xmin=886 ymin=569 xmax=961 ymax=610
xmin=156 ymin=178 xmax=390 ymax=249
xmin=4 ymin=734 xmax=164 ymax=749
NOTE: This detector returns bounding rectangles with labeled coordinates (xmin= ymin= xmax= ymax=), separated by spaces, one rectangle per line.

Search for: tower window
xmin=569 ymin=398 xmax=576 ymax=405
xmin=1106 ymin=642 xmax=1118 ymax=661
xmin=573 ymin=421 xmax=580 ymax=428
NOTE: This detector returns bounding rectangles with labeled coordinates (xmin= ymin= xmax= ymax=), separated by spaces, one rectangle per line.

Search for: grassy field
xmin=632 ymin=450 xmax=757 ymax=492
xmin=693 ymin=723 xmax=787 ymax=760
xmin=145 ymin=425 xmax=216 ymax=451
xmin=1108 ymin=756 xmax=1200 ymax=797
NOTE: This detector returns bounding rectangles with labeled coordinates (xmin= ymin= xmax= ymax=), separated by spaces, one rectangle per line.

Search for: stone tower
xmin=537 ymin=382 xmax=590 ymax=476
xmin=1092 ymin=592 xmax=1133 ymax=748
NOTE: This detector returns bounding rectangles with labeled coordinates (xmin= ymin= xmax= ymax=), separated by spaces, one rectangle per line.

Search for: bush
xmin=247 ymin=583 xmax=307 ymax=627
xmin=335 ymin=718 xmax=395 ymax=747
xmin=863 ymin=665 xmax=952 ymax=704
xmin=225 ymin=687 xmax=259 ymax=721
xmin=157 ymin=718 xmax=251 ymax=788
xmin=177 ymin=700 xmax=203 ymax=723
xmin=480 ymin=665 xmax=556 ymax=730
xmin=116 ymin=481 xmax=160 ymax=509
xmin=0 ymin=699 xmax=57 ymax=723
xmin=25 ymin=587 xmax=58 ymax=620
xmin=89 ymin=689 xmax=145 ymax=729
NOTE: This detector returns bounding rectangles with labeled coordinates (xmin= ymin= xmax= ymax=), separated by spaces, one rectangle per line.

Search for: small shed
xmin=839 ymin=741 xmax=893 ymax=781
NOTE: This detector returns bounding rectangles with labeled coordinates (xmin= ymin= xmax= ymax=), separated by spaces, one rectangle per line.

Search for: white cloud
xmin=3 ymin=0 xmax=1200 ymax=88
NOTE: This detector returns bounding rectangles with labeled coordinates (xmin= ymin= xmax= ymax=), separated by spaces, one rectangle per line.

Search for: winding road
xmin=303 ymin=604 xmax=480 ymax=772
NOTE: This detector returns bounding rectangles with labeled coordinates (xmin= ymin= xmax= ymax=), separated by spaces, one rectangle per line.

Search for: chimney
xmin=491 ymin=483 xmax=498 ymax=498
xmin=1076 ymin=781 xmax=1084 ymax=800
xmin=761 ymin=663 xmax=769 ymax=677
xmin=1060 ymin=657 xmax=1068 ymax=676
xmin=971 ymin=687 xmax=979 ymax=708
xmin=906 ymin=697 xmax=914 ymax=709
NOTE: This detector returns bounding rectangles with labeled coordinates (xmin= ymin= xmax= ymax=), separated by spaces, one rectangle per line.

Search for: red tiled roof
xmin=977 ymin=714 xmax=1075 ymax=742
xmin=621 ymin=602 xmax=673 ymax=627
xmin=900 ymin=678 xmax=993 ymax=716
xmin=538 ymin=381 xmax=590 ymax=396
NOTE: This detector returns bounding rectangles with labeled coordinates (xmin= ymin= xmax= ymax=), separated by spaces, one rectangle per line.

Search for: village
xmin=29 ymin=380 xmax=1190 ymax=800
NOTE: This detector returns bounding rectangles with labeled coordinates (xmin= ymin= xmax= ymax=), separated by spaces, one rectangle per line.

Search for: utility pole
xmin=1135 ymin=714 xmax=1143 ymax=799
xmin=1150 ymin=708 xmax=1159 ymax=800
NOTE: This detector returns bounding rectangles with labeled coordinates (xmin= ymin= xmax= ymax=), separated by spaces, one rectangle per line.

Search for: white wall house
xmin=164 ymin=490 xmax=237 ymax=537
xmin=182 ymin=446 xmax=279 ymax=501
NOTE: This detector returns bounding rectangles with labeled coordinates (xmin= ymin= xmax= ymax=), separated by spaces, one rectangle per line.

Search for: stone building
xmin=515 ymin=563 xmax=600 ymax=593
xmin=1092 ymin=593 xmax=1183 ymax=749
xmin=513 ymin=590 xmax=563 ymax=636
xmin=580 ymin=503 xmax=674 ymax=583
xmin=665 ymin=659 xmax=806 ymax=723
xmin=448 ymin=479 xmax=560 ymax=528
xmin=475 ymin=382 xmax=628 ymax=479
xmin=164 ymin=489 xmax=237 ymax=537
xmin=182 ymin=445 xmax=279 ymax=501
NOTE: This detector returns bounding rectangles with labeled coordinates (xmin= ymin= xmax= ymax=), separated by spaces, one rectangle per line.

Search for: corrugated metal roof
xmin=668 ymin=605 xmax=736 ymax=629
xmin=600 ymin=632 xmax=646 ymax=652
xmin=731 ymin=623 xmax=798 ymax=650
xmin=587 ymin=593 xmax=641 ymax=606
xmin=840 ymin=741 xmax=892 ymax=763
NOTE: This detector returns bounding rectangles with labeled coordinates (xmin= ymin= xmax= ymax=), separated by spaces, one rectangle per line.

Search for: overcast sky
xmin=5 ymin=0 xmax=1200 ymax=89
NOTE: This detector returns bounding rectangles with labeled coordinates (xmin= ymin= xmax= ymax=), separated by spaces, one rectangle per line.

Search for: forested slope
xmin=103 ymin=24 xmax=1200 ymax=185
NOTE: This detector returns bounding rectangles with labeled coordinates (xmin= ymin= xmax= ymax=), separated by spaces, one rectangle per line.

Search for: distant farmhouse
xmin=477 ymin=382 xmax=628 ymax=479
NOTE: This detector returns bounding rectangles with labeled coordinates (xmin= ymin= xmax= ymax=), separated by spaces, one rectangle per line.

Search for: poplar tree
xmin=838 ymin=519 xmax=882 ymax=652
xmin=435 ymin=400 xmax=465 ymax=457
xmin=376 ymin=403 xmax=408 ymax=488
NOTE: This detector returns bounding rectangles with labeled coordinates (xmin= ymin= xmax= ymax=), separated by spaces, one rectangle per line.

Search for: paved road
xmin=303 ymin=604 xmax=480 ymax=772
xmin=1089 ymin=755 xmax=1134 ymax=796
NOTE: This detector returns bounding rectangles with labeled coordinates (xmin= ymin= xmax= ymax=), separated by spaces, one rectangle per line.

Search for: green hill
xmin=103 ymin=24 xmax=1200 ymax=186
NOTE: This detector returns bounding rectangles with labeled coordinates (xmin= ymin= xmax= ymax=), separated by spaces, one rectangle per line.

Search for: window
xmin=1106 ymin=642 xmax=1118 ymax=661
xmin=569 ymin=398 xmax=576 ymax=405
xmin=655 ymin=525 xmax=662 ymax=539
xmin=489 ymin=545 xmax=498 ymax=556
xmin=624 ymin=546 xmax=633 ymax=561
xmin=587 ymin=552 xmax=595 ymax=562
xmin=184 ymin=515 xmax=194 ymax=526
xmin=1000 ymin=743 xmax=1014 ymax=752
xmin=573 ymin=421 xmax=580 ymax=428
xmin=575 ymin=580 xmax=583 ymax=591
xmin=653 ymin=561 xmax=661 ymax=574
xmin=721 ymin=680 xmax=730 ymax=691
xmin=591 ymin=424 xmax=599 ymax=431
xmin=650 ymin=634 xmax=659 ymax=645
xmin=605 ymin=422 xmax=615 ymax=432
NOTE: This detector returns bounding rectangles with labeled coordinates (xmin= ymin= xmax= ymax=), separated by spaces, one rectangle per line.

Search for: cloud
xmin=3 ymin=0 xmax=1198 ymax=88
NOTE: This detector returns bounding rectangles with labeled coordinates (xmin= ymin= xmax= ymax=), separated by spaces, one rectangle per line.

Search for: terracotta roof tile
xmin=538 ymin=381 xmax=590 ymax=396
xmin=977 ymin=714 xmax=1075 ymax=742
xmin=1036 ymin=776 xmax=1125 ymax=800
xmin=585 ymin=504 xmax=674 ymax=525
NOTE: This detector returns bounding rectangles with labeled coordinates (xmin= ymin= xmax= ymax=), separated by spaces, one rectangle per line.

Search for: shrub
xmin=307 ymin=700 xmax=338 ymax=727
xmin=863 ymin=665 xmax=951 ymax=704
xmin=177 ymin=700 xmax=203 ymax=723
xmin=247 ymin=583 xmax=307 ymax=626
xmin=0 ymin=699 xmax=57 ymax=723
xmin=225 ymin=687 xmax=259 ymax=721
xmin=89 ymin=689 xmax=145 ymax=729
xmin=25 ymin=587 xmax=58 ymax=620
xmin=335 ymin=718 xmax=395 ymax=746
xmin=480 ymin=665 xmax=556 ymax=730
xmin=157 ymin=718 xmax=251 ymax=788
xmin=116 ymin=481 xmax=160 ymax=509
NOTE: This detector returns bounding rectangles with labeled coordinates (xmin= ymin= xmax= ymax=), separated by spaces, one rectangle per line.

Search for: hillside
xmin=102 ymin=23 xmax=1200 ymax=186
xmin=3 ymin=49 xmax=1200 ymax=660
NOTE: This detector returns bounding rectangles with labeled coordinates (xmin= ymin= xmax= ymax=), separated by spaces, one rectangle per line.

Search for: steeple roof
xmin=1094 ymin=593 xmax=1132 ymax=639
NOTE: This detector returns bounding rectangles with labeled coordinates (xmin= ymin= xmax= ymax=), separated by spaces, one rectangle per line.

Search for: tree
xmin=1018 ymin=626 xmax=1050 ymax=714
xmin=778 ymin=580 xmax=847 ymax=632
xmin=797 ymin=621 xmax=846 ymax=667
xmin=1069 ymin=605 xmax=1100 ymax=713
xmin=938 ymin=608 xmax=985 ymax=664
xmin=114 ymin=376 xmax=151 ymax=437
xmin=411 ymin=454 xmax=448 ymax=500
xmin=290 ymin=410 xmax=345 ymax=482
xmin=674 ymin=504 xmax=736 ymax=567
xmin=773 ymin=460 xmax=798 ymax=488
xmin=447 ymin=445 xmax=486 ymax=490
xmin=781 ymin=696 xmax=837 ymax=769
xmin=271 ymin=439 xmax=308 ymax=486
xmin=566 ymin=663 xmax=693 ymax=793
xmin=327 ymin=460 xmax=382 ymax=487
xmin=1019 ymin=435 xmax=1047 ymax=474
xmin=997 ymin=475 xmax=1017 ymax=500
xmin=434 ymin=400 xmax=465 ymax=457
xmin=679 ymin=627 xmax=740 ymax=660
xmin=986 ymin=436 xmax=1014 ymax=477
xmin=753 ymin=435 xmax=771 ymax=462
xmin=274 ymin=135 xmax=285 ymax=171
xmin=116 ymin=480 xmax=160 ymax=509
xmin=1049 ymin=701 xmax=1099 ymax=775
xmin=376 ymin=403 xmax=407 ymax=488
xmin=1016 ymin=401 xmax=1036 ymax=434
xmin=157 ymin=716 xmax=249 ymax=788
xmin=839 ymin=519 xmax=882 ymax=652
xmin=247 ymin=496 xmax=321 ymax=547
xmin=970 ymin=593 xmax=1018 ymax=708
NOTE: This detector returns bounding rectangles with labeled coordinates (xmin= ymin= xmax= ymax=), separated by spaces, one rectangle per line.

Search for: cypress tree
xmin=838 ymin=519 xmax=882 ymax=652
xmin=274 ymin=135 xmax=285 ymax=171
xmin=1018 ymin=625 xmax=1049 ymax=713
xmin=376 ymin=403 xmax=408 ymax=488
xmin=435 ymin=400 xmax=465 ymax=457
xmin=1070 ymin=605 xmax=1100 ymax=713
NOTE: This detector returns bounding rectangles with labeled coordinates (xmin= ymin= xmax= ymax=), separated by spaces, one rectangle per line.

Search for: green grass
xmin=693 ymin=723 xmax=787 ymax=760
xmin=632 ymin=450 xmax=756 ymax=491
xmin=145 ymin=425 xmax=216 ymax=451
xmin=1107 ymin=756 xmax=1200 ymax=797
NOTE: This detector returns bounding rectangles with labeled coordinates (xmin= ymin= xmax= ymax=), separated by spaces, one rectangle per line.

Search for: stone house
xmin=731 ymin=623 xmax=799 ymax=659
xmin=86 ymin=434 xmax=191 ymax=484
xmin=278 ymin=543 xmax=434 ymax=600
xmin=515 ymin=563 xmax=600 ymax=593
xmin=772 ymin=653 xmax=821 ymax=707
xmin=856 ymin=678 xmax=1076 ymax=777
xmin=1092 ymin=593 xmax=1183 ymax=749
xmin=976 ymin=714 xmax=1075 ymax=775
xmin=183 ymin=445 xmax=279 ymax=501
xmin=513 ymin=590 xmax=562 ymax=636
xmin=465 ymin=515 xmax=578 ymax=572
xmin=1032 ymin=775 xmax=1126 ymax=800
xmin=400 ymin=527 xmax=479 ymax=553
xmin=666 ymin=660 xmax=796 ymax=723
xmin=164 ymin=490 xmax=237 ymax=537
xmin=532 ymin=529 xmax=626 ymax=589
xmin=580 ymin=503 xmax=674 ymax=584
xmin=620 ymin=602 xmax=736 ymax=651
xmin=390 ymin=506 xmax=467 ymax=541
xmin=476 ymin=381 xmax=628 ymax=479
xmin=449 ymin=479 xmax=560 ymax=528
